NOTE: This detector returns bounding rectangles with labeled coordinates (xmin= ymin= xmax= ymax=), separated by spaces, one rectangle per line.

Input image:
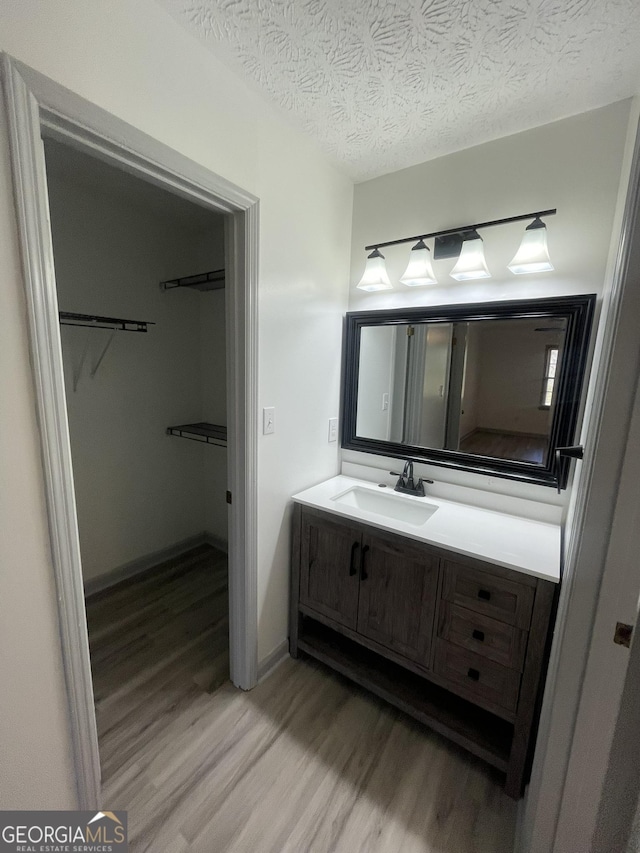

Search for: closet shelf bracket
xmin=89 ymin=329 xmax=116 ymax=378
xmin=167 ymin=422 xmax=227 ymax=447
xmin=59 ymin=312 xmax=154 ymax=389
xmin=160 ymin=269 xmax=225 ymax=292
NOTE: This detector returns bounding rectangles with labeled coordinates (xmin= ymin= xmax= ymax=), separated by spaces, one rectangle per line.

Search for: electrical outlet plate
xmin=328 ymin=417 xmax=338 ymax=442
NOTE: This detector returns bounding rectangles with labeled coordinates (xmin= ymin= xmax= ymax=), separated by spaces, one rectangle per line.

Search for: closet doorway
xmin=42 ymin=137 xmax=234 ymax=785
xmin=2 ymin=55 xmax=258 ymax=808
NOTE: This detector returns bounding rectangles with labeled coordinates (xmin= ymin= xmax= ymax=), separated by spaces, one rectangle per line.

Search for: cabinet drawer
xmin=433 ymin=639 xmax=521 ymax=716
xmin=438 ymin=603 xmax=528 ymax=671
xmin=441 ymin=561 xmax=535 ymax=629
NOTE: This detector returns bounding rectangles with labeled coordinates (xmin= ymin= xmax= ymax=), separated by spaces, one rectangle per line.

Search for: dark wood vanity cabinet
xmin=356 ymin=532 xmax=438 ymax=668
xmin=299 ymin=510 xmax=438 ymax=666
xmin=299 ymin=510 xmax=361 ymax=629
xmin=290 ymin=504 xmax=557 ymax=799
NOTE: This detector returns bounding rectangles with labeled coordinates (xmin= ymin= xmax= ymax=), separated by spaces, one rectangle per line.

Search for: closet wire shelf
xmin=167 ymin=422 xmax=227 ymax=448
xmin=160 ymin=269 xmax=225 ymax=292
xmin=59 ymin=312 xmax=154 ymax=332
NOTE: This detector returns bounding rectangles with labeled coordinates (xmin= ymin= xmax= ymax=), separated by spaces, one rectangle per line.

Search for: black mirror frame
xmin=341 ymin=294 xmax=596 ymax=489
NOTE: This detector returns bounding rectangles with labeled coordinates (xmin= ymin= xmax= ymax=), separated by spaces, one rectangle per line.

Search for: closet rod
xmin=59 ymin=312 xmax=154 ymax=332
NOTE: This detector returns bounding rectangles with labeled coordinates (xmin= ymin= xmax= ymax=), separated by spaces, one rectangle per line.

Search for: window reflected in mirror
xmin=355 ymin=317 xmax=567 ymax=465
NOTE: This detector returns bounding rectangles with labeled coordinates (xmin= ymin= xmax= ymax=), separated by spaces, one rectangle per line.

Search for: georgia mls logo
xmin=0 ymin=810 xmax=128 ymax=852
xmin=86 ymin=811 xmax=126 ymax=841
xmin=88 ymin=811 xmax=122 ymax=826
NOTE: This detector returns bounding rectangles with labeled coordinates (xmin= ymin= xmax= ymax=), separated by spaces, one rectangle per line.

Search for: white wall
xmin=356 ymin=325 xmax=395 ymax=440
xmin=474 ymin=319 xmax=560 ymax=436
xmin=346 ymin=101 xmax=632 ymax=504
xmin=46 ymin=150 xmax=229 ymax=582
xmin=0 ymin=0 xmax=352 ymax=808
xmin=350 ymin=102 xmax=630 ymax=311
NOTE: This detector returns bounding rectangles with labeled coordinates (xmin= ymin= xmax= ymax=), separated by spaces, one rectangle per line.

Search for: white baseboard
xmin=83 ymin=532 xmax=212 ymax=598
xmin=257 ymin=640 xmax=290 ymax=684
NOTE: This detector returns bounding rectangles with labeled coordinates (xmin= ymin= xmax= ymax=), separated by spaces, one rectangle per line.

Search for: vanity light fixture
xmin=508 ymin=216 xmax=554 ymax=274
xmin=449 ymin=230 xmax=491 ymax=281
xmin=356 ymin=248 xmax=393 ymax=291
xmin=358 ymin=208 xmax=556 ymax=290
xmin=399 ymin=239 xmax=438 ymax=286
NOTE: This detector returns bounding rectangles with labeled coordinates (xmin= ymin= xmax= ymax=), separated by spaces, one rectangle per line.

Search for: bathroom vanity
xmin=289 ymin=476 xmax=560 ymax=799
xmin=289 ymin=295 xmax=595 ymax=797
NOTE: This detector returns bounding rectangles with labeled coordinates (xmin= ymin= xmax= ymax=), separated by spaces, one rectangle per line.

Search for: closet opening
xmin=42 ymin=136 xmax=233 ymax=786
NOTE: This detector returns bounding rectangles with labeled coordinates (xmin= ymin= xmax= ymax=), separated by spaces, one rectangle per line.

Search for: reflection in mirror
xmin=356 ymin=317 xmax=567 ymax=465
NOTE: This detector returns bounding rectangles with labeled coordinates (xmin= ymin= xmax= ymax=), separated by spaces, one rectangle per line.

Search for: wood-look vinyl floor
xmin=459 ymin=429 xmax=547 ymax=464
xmin=86 ymin=546 xmax=517 ymax=853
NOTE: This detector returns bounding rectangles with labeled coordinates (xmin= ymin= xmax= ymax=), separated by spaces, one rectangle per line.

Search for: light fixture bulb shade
xmin=399 ymin=240 xmax=437 ymax=286
xmin=508 ymin=219 xmax=554 ymax=274
xmin=449 ymin=232 xmax=491 ymax=281
xmin=357 ymin=249 xmax=392 ymax=291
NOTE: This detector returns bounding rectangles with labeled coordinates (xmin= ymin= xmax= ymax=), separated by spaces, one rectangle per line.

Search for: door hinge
xmin=406 ymin=325 xmax=414 ymax=337
xmin=226 ymin=490 xmax=232 ymax=505
xmin=614 ymin=622 xmax=633 ymax=648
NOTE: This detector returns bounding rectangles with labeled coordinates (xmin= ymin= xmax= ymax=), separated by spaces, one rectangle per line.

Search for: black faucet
xmin=390 ymin=460 xmax=433 ymax=497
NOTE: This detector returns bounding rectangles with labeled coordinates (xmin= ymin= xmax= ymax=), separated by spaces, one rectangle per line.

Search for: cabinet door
xmin=299 ymin=511 xmax=361 ymax=629
xmin=356 ymin=532 xmax=439 ymax=668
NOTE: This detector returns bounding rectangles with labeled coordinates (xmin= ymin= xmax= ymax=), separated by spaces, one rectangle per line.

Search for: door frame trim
xmin=1 ymin=54 xmax=259 ymax=808
xmin=518 ymin=107 xmax=640 ymax=852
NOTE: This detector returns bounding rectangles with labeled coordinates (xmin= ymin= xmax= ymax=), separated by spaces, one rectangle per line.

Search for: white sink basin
xmin=332 ymin=486 xmax=438 ymax=526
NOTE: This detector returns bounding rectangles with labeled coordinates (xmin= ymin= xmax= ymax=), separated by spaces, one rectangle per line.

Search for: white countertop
xmin=292 ymin=475 xmax=560 ymax=584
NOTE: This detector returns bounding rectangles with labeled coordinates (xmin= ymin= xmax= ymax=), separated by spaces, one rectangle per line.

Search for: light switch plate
xmin=328 ymin=417 xmax=338 ymax=443
xmin=263 ymin=407 xmax=275 ymax=435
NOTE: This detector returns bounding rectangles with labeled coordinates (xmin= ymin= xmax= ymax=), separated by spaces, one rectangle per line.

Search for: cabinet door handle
xmin=472 ymin=629 xmax=485 ymax=642
xmin=349 ymin=541 xmax=359 ymax=576
xmin=360 ymin=544 xmax=370 ymax=580
xmin=477 ymin=589 xmax=491 ymax=601
xmin=467 ymin=668 xmax=480 ymax=682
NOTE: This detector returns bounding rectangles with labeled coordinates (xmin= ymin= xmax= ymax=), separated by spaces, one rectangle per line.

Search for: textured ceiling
xmin=159 ymin=0 xmax=640 ymax=181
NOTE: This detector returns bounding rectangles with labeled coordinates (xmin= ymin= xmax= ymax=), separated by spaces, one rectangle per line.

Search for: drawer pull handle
xmin=472 ymin=629 xmax=485 ymax=642
xmin=467 ymin=668 xmax=480 ymax=681
xmin=349 ymin=541 xmax=359 ymax=576
xmin=478 ymin=589 xmax=491 ymax=601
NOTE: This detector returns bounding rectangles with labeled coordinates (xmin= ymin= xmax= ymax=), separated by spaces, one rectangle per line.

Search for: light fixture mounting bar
xmin=364 ymin=209 xmax=557 ymax=252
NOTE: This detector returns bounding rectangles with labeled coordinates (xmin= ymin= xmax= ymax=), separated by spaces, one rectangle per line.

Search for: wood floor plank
xmin=87 ymin=545 xmax=516 ymax=852
xmin=459 ymin=429 xmax=547 ymax=464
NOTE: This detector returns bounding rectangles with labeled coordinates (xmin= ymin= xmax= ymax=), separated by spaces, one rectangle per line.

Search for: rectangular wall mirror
xmin=342 ymin=295 xmax=596 ymax=488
